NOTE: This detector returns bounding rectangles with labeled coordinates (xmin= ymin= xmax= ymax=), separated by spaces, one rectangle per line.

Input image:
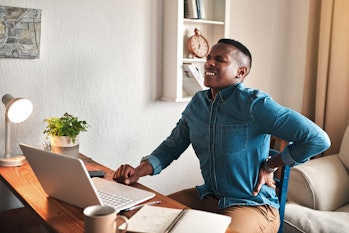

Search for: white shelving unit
xmin=162 ymin=0 xmax=231 ymax=102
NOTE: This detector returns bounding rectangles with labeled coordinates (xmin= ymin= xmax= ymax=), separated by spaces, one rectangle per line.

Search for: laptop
xmin=19 ymin=143 xmax=155 ymax=212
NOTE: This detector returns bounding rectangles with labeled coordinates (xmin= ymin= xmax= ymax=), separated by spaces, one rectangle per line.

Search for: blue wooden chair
xmin=269 ymin=149 xmax=291 ymax=233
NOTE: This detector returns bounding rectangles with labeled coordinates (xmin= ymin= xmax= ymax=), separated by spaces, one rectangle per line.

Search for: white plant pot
xmin=50 ymin=136 xmax=79 ymax=157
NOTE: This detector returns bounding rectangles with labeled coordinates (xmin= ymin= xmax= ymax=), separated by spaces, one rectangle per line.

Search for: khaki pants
xmin=168 ymin=188 xmax=280 ymax=233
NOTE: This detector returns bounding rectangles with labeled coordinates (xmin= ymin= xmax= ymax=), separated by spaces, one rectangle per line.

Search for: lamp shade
xmin=2 ymin=94 xmax=33 ymax=123
xmin=1 ymin=94 xmax=33 ymax=167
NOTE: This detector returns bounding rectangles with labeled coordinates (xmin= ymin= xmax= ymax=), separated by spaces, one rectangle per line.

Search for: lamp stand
xmin=0 ymin=155 xmax=26 ymax=167
xmin=0 ymin=114 xmax=26 ymax=167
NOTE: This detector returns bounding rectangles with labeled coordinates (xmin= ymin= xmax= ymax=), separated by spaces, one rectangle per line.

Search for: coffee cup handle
xmin=115 ymin=215 xmax=128 ymax=233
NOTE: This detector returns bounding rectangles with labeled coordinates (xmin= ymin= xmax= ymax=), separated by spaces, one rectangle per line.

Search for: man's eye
xmin=213 ymin=56 xmax=225 ymax=62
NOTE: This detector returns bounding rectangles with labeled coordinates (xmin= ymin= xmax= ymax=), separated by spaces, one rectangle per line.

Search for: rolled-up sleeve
xmin=141 ymin=155 xmax=162 ymax=175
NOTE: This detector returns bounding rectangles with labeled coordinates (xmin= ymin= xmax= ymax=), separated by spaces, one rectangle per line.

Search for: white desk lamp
xmin=1 ymin=94 xmax=33 ymax=167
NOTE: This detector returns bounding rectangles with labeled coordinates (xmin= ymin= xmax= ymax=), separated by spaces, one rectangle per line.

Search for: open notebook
xmin=122 ymin=205 xmax=231 ymax=233
xmin=20 ymin=143 xmax=155 ymax=212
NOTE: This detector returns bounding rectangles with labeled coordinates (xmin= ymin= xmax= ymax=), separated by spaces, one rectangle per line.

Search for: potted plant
xmin=43 ymin=113 xmax=89 ymax=157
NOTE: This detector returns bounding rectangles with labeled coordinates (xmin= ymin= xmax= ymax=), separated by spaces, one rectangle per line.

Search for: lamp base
xmin=0 ymin=155 xmax=27 ymax=167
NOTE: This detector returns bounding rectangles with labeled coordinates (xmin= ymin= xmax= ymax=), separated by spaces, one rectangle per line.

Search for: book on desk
xmin=122 ymin=205 xmax=231 ymax=233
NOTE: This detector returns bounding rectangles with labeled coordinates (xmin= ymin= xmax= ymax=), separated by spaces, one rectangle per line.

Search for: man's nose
xmin=205 ymin=59 xmax=214 ymax=67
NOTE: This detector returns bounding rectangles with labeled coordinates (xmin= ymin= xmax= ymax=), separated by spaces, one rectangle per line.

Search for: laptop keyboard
xmin=97 ymin=190 xmax=133 ymax=209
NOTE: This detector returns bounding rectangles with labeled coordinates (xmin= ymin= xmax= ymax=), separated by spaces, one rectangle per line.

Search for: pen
xmin=123 ymin=200 xmax=161 ymax=211
xmin=164 ymin=209 xmax=188 ymax=233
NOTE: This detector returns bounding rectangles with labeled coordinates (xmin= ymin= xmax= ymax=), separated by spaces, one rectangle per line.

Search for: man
xmin=114 ymin=39 xmax=330 ymax=232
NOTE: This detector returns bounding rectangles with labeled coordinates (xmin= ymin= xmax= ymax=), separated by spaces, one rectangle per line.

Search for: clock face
xmin=188 ymin=35 xmax=209 ymax=58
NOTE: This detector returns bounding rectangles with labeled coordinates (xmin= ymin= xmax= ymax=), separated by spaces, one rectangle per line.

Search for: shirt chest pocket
xmin=220 ymin=124 xmax=247 ymax=154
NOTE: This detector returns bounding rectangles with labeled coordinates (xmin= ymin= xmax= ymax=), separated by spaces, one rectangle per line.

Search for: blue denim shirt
xmin=143 ymin=83 xmax=330 ymax=209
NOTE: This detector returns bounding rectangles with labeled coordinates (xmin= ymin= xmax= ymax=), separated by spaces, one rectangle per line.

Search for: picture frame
xmin=0 ymin=5 xmax=42 ymax=59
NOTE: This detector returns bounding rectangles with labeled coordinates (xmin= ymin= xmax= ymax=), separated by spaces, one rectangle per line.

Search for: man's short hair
xmin=218 ymin=38 xmax=252 ymax=68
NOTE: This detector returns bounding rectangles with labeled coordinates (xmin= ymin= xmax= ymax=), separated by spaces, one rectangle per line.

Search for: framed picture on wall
xmin=0 ymin=5 xmax=42 ymax=59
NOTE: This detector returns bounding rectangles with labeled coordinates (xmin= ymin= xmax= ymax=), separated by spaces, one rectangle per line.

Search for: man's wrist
xmin=263 ymin=156 xmax=278 ymax=173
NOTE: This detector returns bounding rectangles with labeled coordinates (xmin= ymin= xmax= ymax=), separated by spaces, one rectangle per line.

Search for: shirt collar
xmin=205 ymin=82 xmax=243 ymax=102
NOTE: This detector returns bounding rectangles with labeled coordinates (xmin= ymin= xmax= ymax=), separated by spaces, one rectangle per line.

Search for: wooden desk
xmin=0 ymin=154 xmax=186 ymax=233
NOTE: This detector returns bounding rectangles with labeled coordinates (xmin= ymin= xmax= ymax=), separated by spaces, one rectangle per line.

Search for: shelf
xmin=162 ymin=0 xmax=230 ymax=102
xmin=183 ymin=18 xmax=224 ymax=25
xmin=183 ymin=58 xmax=206 ymax=63
xmin=161 ymin=96 xmax=192 ymax=102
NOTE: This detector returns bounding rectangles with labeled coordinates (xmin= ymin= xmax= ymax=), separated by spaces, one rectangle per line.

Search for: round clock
xmin=187 ymin=28 xmax=209 ymax=58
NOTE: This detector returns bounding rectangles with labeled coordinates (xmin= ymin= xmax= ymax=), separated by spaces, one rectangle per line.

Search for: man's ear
xmin=237 ymin=66 xmax=249 ymax=79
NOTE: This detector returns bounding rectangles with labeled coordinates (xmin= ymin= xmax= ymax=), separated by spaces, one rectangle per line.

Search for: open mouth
xmin=204 ymin=71 xmax=216 ymax=78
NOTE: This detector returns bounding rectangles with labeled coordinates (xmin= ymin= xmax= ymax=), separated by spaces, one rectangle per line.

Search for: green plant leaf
xmin=43 ymin=113 xmax=89 ymax=143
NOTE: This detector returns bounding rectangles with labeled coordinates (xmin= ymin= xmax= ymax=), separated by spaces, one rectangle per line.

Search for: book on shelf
xmin=122 ymin=205 xmax=231 ymax=233
xmin=196 ymin=0 xmax=206 ymax=19
xmin=184 ymin=0 xmax=205 ymax=19
xmin=184 ymin=0 xmax=198 ymax=19
xmin=182 ymin=63 xmax=207 ymax=95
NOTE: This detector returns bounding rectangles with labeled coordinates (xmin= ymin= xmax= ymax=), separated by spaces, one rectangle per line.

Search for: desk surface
xmin=0 ymin=154 xmax=186 ymax=233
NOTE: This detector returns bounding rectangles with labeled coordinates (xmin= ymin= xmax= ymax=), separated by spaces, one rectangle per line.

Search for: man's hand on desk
xmin=113 ymin=161 xmax=153 ymax=185
xmin=113 ymin=164 xmax=139 ymax=185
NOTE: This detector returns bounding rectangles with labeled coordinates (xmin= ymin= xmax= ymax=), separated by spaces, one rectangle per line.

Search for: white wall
xmin=0 ymin=0 xmax=203 ymax=195
xmin=0 ymin=0 xmax=310 ymax=195
xmin=230 ymin=0 xmax=310 ymax=111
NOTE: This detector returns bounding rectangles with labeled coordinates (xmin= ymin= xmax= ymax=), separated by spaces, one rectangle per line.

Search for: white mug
xmin=83 ymin=205 xmax=128 ymax=233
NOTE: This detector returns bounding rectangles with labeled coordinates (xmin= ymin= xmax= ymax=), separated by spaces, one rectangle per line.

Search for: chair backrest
xmin=276 ymin=165 xmax=290 ymax=233
xmin=269 ymin=149 xmax=290 ymax=233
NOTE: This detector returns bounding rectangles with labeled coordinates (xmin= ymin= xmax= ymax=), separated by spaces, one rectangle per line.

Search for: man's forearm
xmin=135 ymin=161 xmax=154 ymax=177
